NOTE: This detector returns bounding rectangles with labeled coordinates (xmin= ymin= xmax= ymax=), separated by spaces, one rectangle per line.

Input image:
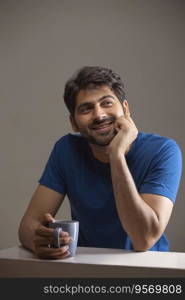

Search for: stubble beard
xmin=76 ymin=115 xmax=118 ymax=147
xmin=82 ymin=127 xmax=117 ymax=147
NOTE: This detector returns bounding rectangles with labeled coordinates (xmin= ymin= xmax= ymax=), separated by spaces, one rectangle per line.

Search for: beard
xmin=83 ymin=128 xmax=117 ymax=146
xmin=81 ymin=116 xmax=117 ymax=147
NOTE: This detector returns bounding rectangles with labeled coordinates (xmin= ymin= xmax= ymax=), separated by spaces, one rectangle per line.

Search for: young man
xmin=18 ymin=66 xmax=182 ymax=259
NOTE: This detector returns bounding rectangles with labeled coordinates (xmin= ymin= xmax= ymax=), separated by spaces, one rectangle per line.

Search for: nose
xmin=92 ymin=105 xmax=107 ymax=120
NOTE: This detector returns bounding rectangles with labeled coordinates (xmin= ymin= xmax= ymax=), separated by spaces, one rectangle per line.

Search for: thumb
xmin=44 ymin=213 xmax=55 ymax=224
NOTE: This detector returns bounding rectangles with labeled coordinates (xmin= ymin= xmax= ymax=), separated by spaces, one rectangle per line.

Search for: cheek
xmin=75 ymin=117 xmax=89 ymax=130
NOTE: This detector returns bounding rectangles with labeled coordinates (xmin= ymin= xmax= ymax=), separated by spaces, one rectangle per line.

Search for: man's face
xmin=70 ymin=86 xmax=126 ymax=147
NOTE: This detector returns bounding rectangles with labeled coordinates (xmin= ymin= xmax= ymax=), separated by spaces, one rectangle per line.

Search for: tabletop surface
xmin=0 ymin=245 xmax=185 ymax=270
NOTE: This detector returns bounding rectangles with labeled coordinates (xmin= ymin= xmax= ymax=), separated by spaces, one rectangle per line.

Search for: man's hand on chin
xmin=107 ymin=114 xmax=138 ymax=157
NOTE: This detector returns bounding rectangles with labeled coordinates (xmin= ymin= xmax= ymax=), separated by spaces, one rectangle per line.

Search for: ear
xmin=122 ymin=99 xmax=131 ymax=118
xmin=69 ymin=115 xmax=79 ymax=132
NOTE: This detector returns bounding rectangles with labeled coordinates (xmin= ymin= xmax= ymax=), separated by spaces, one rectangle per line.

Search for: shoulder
xmin=55 ymin=133 xmax=85 ymax=149
xmin=135 ymin=132 xmax=182 ymax=169
xmin=52 ymin=133 xmax=87 ymax=161
xmin=137 ymin=132 xmax=181 ymax=153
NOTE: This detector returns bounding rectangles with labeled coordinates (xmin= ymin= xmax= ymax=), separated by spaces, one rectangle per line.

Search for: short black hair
xmin=63 ymin=66 xmax=126 ymax=116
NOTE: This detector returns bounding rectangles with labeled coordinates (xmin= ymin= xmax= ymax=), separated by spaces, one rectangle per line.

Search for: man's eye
xmin=102 ymin=101 xmax=113 ymax=106
xmin=79 ymin=107 xmax=91 ymax=114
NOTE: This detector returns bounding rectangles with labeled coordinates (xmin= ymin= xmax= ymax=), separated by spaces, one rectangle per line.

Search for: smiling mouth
xmin=92 ymin=121 xmax=113 ymax=132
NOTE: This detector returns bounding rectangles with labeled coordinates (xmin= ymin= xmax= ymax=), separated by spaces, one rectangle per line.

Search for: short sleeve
xmin=38 ymin=142 xmax=67 ymax=195
xmin=139 ymin=139 xmax=182 ymax=203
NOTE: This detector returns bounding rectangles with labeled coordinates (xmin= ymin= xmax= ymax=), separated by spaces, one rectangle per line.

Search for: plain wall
xmin=0 ymin=0 xmax=184 ymax=251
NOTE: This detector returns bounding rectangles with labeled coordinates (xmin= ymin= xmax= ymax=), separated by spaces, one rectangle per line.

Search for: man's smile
xmin=89 ymin=116 xmax=116 ymax=131
xmin=92 ymin=121 xmax=114 ymax=133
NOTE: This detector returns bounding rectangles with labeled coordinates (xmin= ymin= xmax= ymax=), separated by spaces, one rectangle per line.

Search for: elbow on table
xmin=133 ymin=245 xmax=150 ymax=252
xmin=132 ymin=237 xmax=157 ymax=252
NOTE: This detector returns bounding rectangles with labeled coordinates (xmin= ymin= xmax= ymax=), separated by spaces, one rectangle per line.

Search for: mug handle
xmin=53 ymin=227 xmax=62 ymax=248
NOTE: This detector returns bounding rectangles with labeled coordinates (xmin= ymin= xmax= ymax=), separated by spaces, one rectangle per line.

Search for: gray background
xmin=0 ymin=0 xmax=184 ymax=251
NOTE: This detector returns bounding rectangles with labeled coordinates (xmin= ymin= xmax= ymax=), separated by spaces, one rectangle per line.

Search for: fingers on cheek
xmin=115 ymin=118 xmax=126 ymax=128
xmin=115 ymin=123 xmax=122 ymax=131
xmin=114 ymin=121 xmax=120 ymax=129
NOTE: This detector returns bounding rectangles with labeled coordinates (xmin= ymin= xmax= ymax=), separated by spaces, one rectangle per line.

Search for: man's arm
xmin=18 ymin=184 xmax=71 ymax=258
xmin=109 ymin=153 xmax=173 ymax=251
xmin=108 ymin=114 xmax=173 ymax=251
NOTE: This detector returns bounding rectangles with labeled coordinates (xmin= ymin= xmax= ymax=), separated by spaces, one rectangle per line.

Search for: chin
xmin=91 ymin=136 xmax=114 ymax=147
xmin=83 ymin=129 xmax=116 ymax=147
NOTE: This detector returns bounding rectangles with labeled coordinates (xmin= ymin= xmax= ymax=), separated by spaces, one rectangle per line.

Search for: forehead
xmin=75 ymin=86 xmax=119 ymax=106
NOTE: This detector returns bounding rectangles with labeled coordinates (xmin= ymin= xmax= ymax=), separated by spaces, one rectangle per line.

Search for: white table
xmin=0 ymin=246 xmax=185 ymax=277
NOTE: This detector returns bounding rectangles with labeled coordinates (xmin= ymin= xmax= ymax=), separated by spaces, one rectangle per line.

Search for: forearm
xmin=18 ymin=216 xmax=39 ymax=253
xmin=109 ymin=153 xmax=159 ymax=251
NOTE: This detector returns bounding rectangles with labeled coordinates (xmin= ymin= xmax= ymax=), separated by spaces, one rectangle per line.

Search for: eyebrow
xmin=76 ymin=95 xmax=115 ymax=111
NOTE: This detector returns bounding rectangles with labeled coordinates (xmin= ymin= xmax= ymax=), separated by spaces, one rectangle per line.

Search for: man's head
xmin=64 ymin=66 xmax=126 ymax=116
xmin=63 ymin=66 xmax=130 ymax=147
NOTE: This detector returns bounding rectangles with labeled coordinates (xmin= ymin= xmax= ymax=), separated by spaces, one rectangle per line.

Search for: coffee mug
xmin=48 ymin=220 xmax=79 ymax=257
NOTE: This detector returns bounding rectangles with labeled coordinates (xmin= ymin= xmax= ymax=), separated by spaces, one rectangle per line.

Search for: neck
xmin=89 ymin=143 xmax=110 ymax=163
xmin=89 ymin=142 xmax=133 ymax=163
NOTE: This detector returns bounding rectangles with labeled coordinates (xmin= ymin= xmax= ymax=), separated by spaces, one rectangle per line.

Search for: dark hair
xmin=63 ymin=66 xmax=126 ymax=116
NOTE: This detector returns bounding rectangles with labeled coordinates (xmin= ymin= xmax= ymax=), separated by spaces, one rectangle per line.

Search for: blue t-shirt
xmin=39 ymin=132 xmax=182 ymax=251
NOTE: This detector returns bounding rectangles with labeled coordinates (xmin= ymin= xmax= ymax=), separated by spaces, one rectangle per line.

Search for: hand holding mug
xmin=48 ymin=219 xmax=79 ymax=258
xmin=33 ymin=213 xmax=73 ymax=259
